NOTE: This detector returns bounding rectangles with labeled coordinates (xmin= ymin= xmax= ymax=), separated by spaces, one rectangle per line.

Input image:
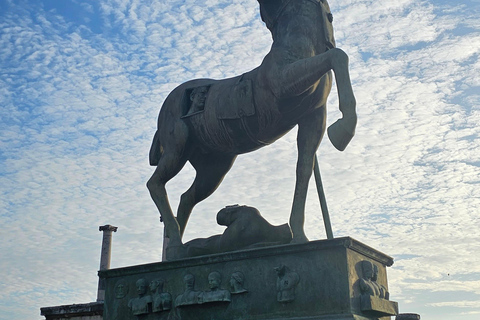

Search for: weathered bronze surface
xmin=100 ymin=238 xmax=395 ymax=320
xmin=357 ymin=260 xmax=398 ymax=317
xmin=147 ymin=0 xmax=357 ymax=260
xmin=183 ymin=205 xmax=292 ymax=257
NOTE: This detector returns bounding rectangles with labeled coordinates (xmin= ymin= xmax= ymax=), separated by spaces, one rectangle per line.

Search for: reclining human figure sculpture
xmin=183 ymin=205 xmax=293 ymax=257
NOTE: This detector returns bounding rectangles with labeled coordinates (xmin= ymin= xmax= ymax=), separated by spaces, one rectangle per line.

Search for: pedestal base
xmin=361 ymin=295 xmax=399 ymax=317
xmin=100 ymin=237 xmax=398 ymax=320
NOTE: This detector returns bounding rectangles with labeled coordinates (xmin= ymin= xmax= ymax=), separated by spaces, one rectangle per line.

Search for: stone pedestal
xmin=99 ymin=237 xmax=398 ymax=320
xmin=41 ymin=301 xmax=104 ymax=320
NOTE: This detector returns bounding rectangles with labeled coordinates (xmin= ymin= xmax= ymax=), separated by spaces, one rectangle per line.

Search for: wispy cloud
xmin=1 ymin=0 xmax=479 ymax=319
xmin=429 ymin=300 xmax=480 ymax=308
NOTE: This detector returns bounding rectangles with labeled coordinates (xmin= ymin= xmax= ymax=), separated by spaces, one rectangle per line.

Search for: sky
xmin=1 ymin=0 xmax=479 ymax=319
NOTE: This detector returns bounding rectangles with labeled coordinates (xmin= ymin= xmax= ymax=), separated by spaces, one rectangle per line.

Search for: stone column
xmin=97 ymin=225 xmax=118 ymax=302
xmin=162 ymin=225 xmax=169 ymax=262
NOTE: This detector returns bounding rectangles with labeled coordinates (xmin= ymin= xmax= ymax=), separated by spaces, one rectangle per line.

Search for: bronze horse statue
xmin=147 ymin=0 xmax=357 ymax=260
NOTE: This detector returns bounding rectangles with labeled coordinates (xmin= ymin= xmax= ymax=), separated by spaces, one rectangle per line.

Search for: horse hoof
xmin=164 ymin=244 xmax=188 ymax=261
xmin=290 ymin=235 xmax=309 ymax=244
xmin=328 ymin=117 xmax=355 ymax=151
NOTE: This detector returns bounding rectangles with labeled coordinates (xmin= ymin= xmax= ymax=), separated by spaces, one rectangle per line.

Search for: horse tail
xmin=149 ymin=129 xmax=161 ymax=166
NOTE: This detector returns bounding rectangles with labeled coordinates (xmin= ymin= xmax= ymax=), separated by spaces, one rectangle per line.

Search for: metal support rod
xmin=162 ymin=224 xmax=169 ymax=262
xmin=313 ymin=154 xmax=334 ymax=239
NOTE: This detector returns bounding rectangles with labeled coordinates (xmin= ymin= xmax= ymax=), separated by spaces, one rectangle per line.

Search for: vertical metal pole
xmin=313 ymin=154 xmax=334 ymax=239
xmin=97 ymin=225 xmax=118 ymax=301
xmin=162 ymin=224 xmax=169 ymax=262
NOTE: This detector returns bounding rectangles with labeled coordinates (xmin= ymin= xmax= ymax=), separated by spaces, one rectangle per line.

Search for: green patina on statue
xmin=183 ymin=205 xmax=293 ymax=257
xmin=147 ymin=0 xmax=357 ymax=260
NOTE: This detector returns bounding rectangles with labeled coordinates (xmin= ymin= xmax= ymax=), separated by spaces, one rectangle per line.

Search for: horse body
xmin=153 ymin=70 xmax=330 ymax=158
xmin=148 ymin=0 xmax=357 ymax=260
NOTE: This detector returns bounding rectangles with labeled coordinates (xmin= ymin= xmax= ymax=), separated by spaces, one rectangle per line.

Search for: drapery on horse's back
xmin=180 ymin=71 xmax=272 ymax=155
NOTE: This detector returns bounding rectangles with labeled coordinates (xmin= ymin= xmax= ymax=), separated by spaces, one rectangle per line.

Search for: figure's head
xmin=361 ymin=261 xmax=374 ymax=280
xmin=230 ymin=272 xmax=244 ymax=289
xmin=149 ymin=279 xmax=164 ymax=293
xmin=208 ymin=271 xmax=221 ymax=290
xmin=190 ymin=86 xmax=208 ymax=107
xmin=216 ymin=205 xmax=239 ymax=226
xmin=136 ymin=279 xmax=148 ymax=296
xmin=275 ymin=265 xmax=286 ymax=277
xmin=183 ymin=274 xmax=195 ymax=290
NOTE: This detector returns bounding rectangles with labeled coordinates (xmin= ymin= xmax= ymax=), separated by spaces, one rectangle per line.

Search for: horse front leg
xmin=290 ymin=107 xmax=326 ymax=243
xmin=327 ymin=49 xmax=357 ymax=151
xmin=277 ymin=48 xmax=357 ymax=150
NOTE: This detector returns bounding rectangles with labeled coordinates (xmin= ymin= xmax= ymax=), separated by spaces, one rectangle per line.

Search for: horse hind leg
xmin=176 ymin=153 xmax=237 ymax=238
xmin=146 ymin=124 xmax=189 ymax=252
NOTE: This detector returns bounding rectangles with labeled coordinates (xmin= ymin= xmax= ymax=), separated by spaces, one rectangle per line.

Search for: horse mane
xmin=258 ymin=0 xmax=292 ymax=31
xmin=259 ymin=0 xmax=336 ymax=51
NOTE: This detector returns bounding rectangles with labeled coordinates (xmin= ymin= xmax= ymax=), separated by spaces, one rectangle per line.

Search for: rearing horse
xmin=147 ymin=0 xmax=357 ymax=260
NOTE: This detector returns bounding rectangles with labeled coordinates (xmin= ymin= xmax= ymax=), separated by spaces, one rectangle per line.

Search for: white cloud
xmin=1 ymin=0 xmax=480 ymax=319
xmin=429 ymin=300 xmax=480 ymax=308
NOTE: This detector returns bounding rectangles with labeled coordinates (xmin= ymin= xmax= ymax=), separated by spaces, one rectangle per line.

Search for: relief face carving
xmin=150 ymin=279 xmax=172 ymax=312
xmin=125 ymin=278 xmax=173 ymax=316
xmin=372 ymin=264 xmax=389 ymax=300
xmin=357 ymin=260 xmax=398 ymax=316
xmin=359 ymin=260 xmax=389 ymax=299
xmin=128 ymin=278 xmax=152 ymax=316
xmin=199 ymin=271 xmax=231 ymax=303
xmin=175 ymin=274 xmax=201 ymax=307
xmin=275 ymin=265 xmax=299 ymax=303
xmin=229 ymin=271 xmax=247 ymax=294
xmin=175 ymin=272 xmax=232 ymax=308
xmin=185 ymin=86 xmax=209 ymax=116
xmin=114 ymin=280 xmax=129 ymax=299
